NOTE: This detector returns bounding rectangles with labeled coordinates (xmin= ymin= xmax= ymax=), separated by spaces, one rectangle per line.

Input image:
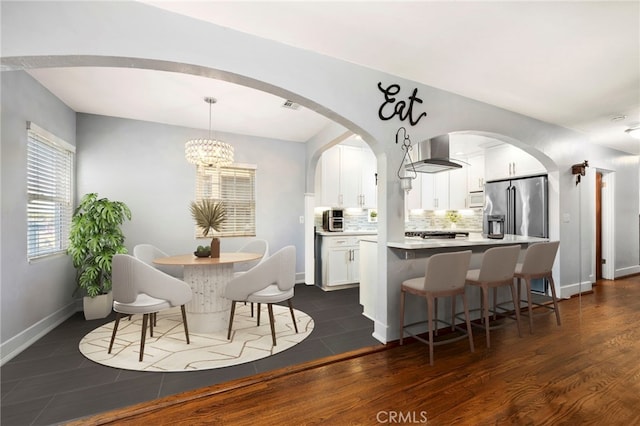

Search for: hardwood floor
xmin=69 ymin=276 xmax=640 ymax=426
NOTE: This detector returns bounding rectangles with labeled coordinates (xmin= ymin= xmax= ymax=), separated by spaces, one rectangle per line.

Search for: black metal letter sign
xmin=377 ymin=82 xmax=427 ymax=126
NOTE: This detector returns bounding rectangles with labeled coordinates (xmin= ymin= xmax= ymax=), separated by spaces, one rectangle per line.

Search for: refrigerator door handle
xmin=505 ymin=185 xmax=511 ymax=233
xmin=510 ymin=185 xmax=517 ymax=234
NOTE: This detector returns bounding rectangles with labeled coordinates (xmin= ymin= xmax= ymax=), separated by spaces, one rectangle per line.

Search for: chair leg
xmin=139 ymin=313 xmax=148 ymax=362
xmin=434 ymin=297 xmax=438 ymax=336
xmin=251 ymin=302 xmax=254 ymax=318
xmin=426 ymin=296 xmax=434 ymax=366
xmin=548 ymin=275 xmax=561 ymax=326
xmin=450 ymin=295 xmax=456 ymax=332
xmin=150 ymin=312 xmax=154 ymax=338
xmin=463 ymin=293 xmax=474 ymax=353
xmin=257 ymin=303 xmax=261 ymax=326
xmin=525 ymin=278 xmax=534 ymax=333
xmin=108 ymin=312 xmax=122 ymax=354
xmin=181 ymin=305 xmax=190 ymax=344
xmin=493 ymin=288 xmax=498 ymax=321
xmin=267 ymin=303 xmax=277 ymax=346
xmin=227 ymin=301 xmax=237 ymax=340
xmin=510 ymin=281 xmax=522 ymax=338
xmin=482 ymin=285 xmax=491 ymax=348
xmin=399 ymin=289 xmax=405 ymax=345
xmin=287 ymin=299 xmax=298 ymax=333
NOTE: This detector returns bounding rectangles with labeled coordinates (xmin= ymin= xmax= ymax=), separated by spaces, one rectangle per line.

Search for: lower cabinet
xmin=320 ymin=235 xmax=367 ymax=289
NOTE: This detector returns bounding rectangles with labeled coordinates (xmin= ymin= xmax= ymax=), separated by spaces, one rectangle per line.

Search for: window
xmin=27 ymin=122 xmax=75 ymax=260
xmin=196 ymin=164 xmax=256 ymax=237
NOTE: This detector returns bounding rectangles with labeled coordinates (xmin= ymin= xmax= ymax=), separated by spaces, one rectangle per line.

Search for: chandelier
xmin=185 ymin=97 xmax=234 ymax=167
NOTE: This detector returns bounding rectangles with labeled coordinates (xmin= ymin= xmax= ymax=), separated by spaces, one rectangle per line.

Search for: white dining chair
xmin=133 ymin=243 xmax=183 ymax=279
xmin=234 ymin=239 xmax=269 ymax=317
xmin=108 ymin=254 xmax=192 ymax=362
xmin=224 ymin=246 xmax=297 ymax=346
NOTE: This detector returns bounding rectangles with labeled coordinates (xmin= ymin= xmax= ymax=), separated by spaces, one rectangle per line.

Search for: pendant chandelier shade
xmin=185 ymin=97 xmax=234 ymax=167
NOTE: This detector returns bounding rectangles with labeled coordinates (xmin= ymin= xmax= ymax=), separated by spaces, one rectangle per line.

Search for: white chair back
xmin=423 ymin=250 xmax=472 ymax=292
xmin=234 ymin=239 xmax=269 ymax=273
xmin=133 ymin=243 xmax=183 ymax=279
xmin=477 ymin=245 xmax=520 ymax=282
xmin=519 ymin=241 xmax=560 ymax=275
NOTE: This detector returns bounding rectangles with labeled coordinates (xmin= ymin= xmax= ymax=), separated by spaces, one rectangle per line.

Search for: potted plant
xmin=190 ymin=199 xmax=226 ymax=258
xmin=445 ymin=210 xmax=462 ymax=229
xmin=68 ymin=193 xmax=132 ymax=320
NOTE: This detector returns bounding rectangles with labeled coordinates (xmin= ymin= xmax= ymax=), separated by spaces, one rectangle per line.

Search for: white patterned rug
xmin=79 ymin=304 xmax=314 ymax=372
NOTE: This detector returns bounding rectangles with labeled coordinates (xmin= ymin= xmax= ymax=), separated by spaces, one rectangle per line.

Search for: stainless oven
xmin=322 ymin=208 xmax=344 ymax=231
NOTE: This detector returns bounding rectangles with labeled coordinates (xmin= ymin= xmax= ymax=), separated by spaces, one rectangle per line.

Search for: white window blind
xmin=27 ymin=122 xmax=75 ymax=260
xmin=195 ymin=165 xmax=256 ymax=237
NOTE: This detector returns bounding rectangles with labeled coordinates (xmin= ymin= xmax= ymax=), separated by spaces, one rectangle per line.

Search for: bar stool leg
xmin=451 ymin=294 xmax=456 ymax=332
xmin=399 ymin=289 xmax=406 ymax=345
xmin=510 ymin=281 xmax=522 ymax=337
xmin=525 ymin=278 xmax=534 ymax=333
xmin=463 ymin=293 xmax=474 ymax=353
xmin=548 ymin=275 xmax=561 ymax=326
xmin=482 ymin=285 xmax=491 ymax=348
xmin=427 ymin=295 xmax=435 ymax=366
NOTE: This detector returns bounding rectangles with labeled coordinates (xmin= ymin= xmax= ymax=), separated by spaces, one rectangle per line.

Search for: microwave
xmin=468 ymin=191 xmax=485 ymax=208
xmin=322 ymin=208 xmax=344 ymax=232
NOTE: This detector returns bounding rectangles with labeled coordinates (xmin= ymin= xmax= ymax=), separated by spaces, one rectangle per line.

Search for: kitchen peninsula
xmin=359 ymin=233 xmax=549 ymax=327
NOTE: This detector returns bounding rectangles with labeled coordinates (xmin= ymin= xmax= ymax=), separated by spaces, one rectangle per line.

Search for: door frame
xmin=598 ymin=170 xmax=615 ymax=280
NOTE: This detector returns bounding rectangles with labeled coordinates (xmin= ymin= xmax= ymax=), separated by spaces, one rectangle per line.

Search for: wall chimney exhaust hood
xmin=405 ymin=134 xmax=464 ymax=173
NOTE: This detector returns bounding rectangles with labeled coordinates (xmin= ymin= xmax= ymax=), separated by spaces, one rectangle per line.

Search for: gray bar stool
xmin=399 ymin=250 xmax=473 ymax=366
xmin=514 ymin=241 xmax=561 ymax=333
xmin=465 ymin=245 xmax=521 ymax=348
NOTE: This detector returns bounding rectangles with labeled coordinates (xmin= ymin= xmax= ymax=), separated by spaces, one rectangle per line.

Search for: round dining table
xmin=154 ymin=252 xmax=262 ymax=333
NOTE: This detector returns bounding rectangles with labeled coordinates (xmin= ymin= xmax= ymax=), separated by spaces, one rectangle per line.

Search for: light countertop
xmin=316 ymin=230 xmax=378 ymax=237
xmin=359 ymin=233 xmax=548 ymax=249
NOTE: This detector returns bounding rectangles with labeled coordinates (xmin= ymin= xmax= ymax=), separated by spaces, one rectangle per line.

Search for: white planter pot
xmin=83 ymin=291 xmax=113 ymax=320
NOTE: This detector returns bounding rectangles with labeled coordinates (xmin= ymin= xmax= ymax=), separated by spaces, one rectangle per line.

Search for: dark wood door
xmin=595 ymin=172 xmax=602 ymax=280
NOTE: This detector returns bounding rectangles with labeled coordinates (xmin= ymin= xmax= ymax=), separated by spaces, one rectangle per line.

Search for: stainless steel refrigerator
xmin=483 ymin=175 xmax=548 ymax=292
xmin=483 ymin=175 xmax=548 ymax=238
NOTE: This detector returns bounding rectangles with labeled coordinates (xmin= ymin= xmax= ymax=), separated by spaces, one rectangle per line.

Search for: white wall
xmin=76 ymin=114 xmax=306 ymax=272
xmin=2 ymin=1 xmax=638 ymax=347
xmin=1 ymin=71 xmax=78 ymax=362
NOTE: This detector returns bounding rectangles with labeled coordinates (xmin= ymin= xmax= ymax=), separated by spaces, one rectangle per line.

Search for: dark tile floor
xmin=1 ymin=285 xmax=381 ymax=426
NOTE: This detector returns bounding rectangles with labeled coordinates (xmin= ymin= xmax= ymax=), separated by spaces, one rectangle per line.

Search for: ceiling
xmin=26 ymin=1 xmax=640 ymax=155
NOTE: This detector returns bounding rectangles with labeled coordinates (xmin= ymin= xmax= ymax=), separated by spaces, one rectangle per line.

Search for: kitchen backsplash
xmin=315 ymin=208 xmax=483 ymax=232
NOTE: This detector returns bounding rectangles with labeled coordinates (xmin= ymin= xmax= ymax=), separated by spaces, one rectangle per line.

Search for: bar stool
xmin=515 ymin=241 xmax=561 ymax=333
xmin=399 ymin=250 xmax=473 ymax=366
xmin=465 ymin=245 xmax=521 ymax=348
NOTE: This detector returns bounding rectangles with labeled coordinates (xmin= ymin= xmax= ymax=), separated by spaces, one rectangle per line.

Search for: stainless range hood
xmin=406 ymin=134 xmax=464 ymax=173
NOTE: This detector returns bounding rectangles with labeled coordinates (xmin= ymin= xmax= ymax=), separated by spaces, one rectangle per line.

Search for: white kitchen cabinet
xmin=321 ymin=235 xmax=362 ymax=288
xmin=448 ymin=166 xmax=468 ymax=209
xmin=317 ymin=143 xmax=377 ymax=208
xmin=485 ymin=144 xmax=545 ymax=181
xmin=422 ymin=173 xmax=449 ymax=210
xmin=467 ymin=153 xmax=485 ymax=192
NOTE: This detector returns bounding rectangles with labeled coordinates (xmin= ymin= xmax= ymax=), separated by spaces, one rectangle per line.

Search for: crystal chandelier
xmin=185 ymin=97 xmax=234 ymax=167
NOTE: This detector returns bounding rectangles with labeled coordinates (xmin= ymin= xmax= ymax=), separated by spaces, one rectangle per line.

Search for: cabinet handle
xmin=339 ymin=194 xmax=343 ymax=205
xmin=512 ymin=162 xmax=516 ymax=175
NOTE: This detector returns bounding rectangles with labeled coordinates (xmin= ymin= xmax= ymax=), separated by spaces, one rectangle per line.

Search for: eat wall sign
xmin=377 ymin=82 xmax=427 ymax=126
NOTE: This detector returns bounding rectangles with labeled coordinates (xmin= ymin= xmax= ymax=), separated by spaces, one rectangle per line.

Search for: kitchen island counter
xmin=360 ymin=233 xmax=547 ymax=250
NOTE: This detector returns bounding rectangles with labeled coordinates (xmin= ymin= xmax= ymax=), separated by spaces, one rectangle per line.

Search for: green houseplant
xmin=68 ymin=193 xmax=131 ymax=319
xmin=190 ymin=199 xmax=226 ymax=258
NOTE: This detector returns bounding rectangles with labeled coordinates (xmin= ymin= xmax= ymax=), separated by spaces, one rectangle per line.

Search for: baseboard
xmin=559 ymin=280 xmax=593 ymax=299
xmin=0 ymin=300 xmax=78 ymax=366
xmin=615 ymin=265 xmax=640 ymax=279
xmin=373 ymin=319 xmax=388 ymax=344
xmin=295 ymin=272 xmax=305 ymax=284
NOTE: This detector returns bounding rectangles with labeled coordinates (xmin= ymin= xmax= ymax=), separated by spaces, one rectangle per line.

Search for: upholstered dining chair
xmin=108 ymin=254 xmax=192 ymax=362
xmin=133 ymin=243 xmax=183 ymax=279
xmin=514 ymin=241 xmax=561 ymax=333
xmin=465 ymin=244 xmax=521 ymax=348
xmin=224 ymin=245 xmax=298 ymax=346
xmin=234 ymin=239 xmax=269 ymax=318
xmin=399 ymin=250 xmax=474 ymax=366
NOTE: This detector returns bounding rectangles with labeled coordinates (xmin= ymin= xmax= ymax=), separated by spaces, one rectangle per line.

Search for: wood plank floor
xmin=69 ymin=276 xmax=640 ymax=425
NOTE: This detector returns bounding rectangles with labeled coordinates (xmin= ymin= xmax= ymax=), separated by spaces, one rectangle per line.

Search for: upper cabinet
xmin=484 ymin=144 xmax=545 ymax=181
xmin=316 ymin=141 xmax=377 ymax=208
xmin=407 ymin=166 xmax=468 ymax=211
xmin=467 ymin=153 xmax=485 ymax=192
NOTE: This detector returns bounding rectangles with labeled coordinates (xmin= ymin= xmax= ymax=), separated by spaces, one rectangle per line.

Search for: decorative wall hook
xmin=571 ymin=160 xmax=589 ymax=185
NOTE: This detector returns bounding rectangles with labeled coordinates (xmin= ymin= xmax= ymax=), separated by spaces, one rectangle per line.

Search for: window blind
xmin=27 ymin=122 xmax=75 ymax=260
xmin=195 ymin=165 xmax=256 ymax=237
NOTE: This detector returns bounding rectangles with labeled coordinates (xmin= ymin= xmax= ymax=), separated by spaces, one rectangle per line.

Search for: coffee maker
xmin=487 ymin=215 xmax=505 ymax=239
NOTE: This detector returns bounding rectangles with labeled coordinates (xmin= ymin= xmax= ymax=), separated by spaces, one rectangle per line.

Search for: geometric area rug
xmin=79 ymin=304 xmax=314 ymax=372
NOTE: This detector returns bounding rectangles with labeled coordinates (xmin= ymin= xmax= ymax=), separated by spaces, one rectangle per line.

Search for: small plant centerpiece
xmin=445 ymin=210 xmax=462 ymax=229
xmin=190 ymin=199 xmax=226 ymax=258
xmin=67 ymin=193 xmax=131 ymax=319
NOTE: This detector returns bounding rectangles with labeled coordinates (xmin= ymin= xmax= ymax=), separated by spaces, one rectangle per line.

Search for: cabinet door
xmin=340 ymin=145 xmax=361 ymax=207
xmin=320 ymin=146 xmax=341 ymax=206
xmin=360 ymin=147 xmax=377 ymax=208
xmin=467 ymin=153 xmax=485 ymax=192
xmin=350 ymin=247 xmax=360 ymax=282
xmin=423 ymin=173 xmax=449 ymax=209
xmin=449 ymin=166 xmax=468 ymax=209
xmin=511 ymin=148 xmax=545 ymax=177
xmin=326 ymin=247 xmax=351 ymax=286
xmin=485 ymin=144 xmax=545 ymax=181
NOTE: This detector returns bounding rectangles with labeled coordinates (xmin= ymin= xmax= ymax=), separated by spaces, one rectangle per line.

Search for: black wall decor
xmin=377 ymin=82 xmax=427 ymax=126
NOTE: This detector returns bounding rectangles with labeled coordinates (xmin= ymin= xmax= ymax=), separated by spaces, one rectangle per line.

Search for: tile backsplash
xmin=315 ymin=208 xmax=483 ymax=232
